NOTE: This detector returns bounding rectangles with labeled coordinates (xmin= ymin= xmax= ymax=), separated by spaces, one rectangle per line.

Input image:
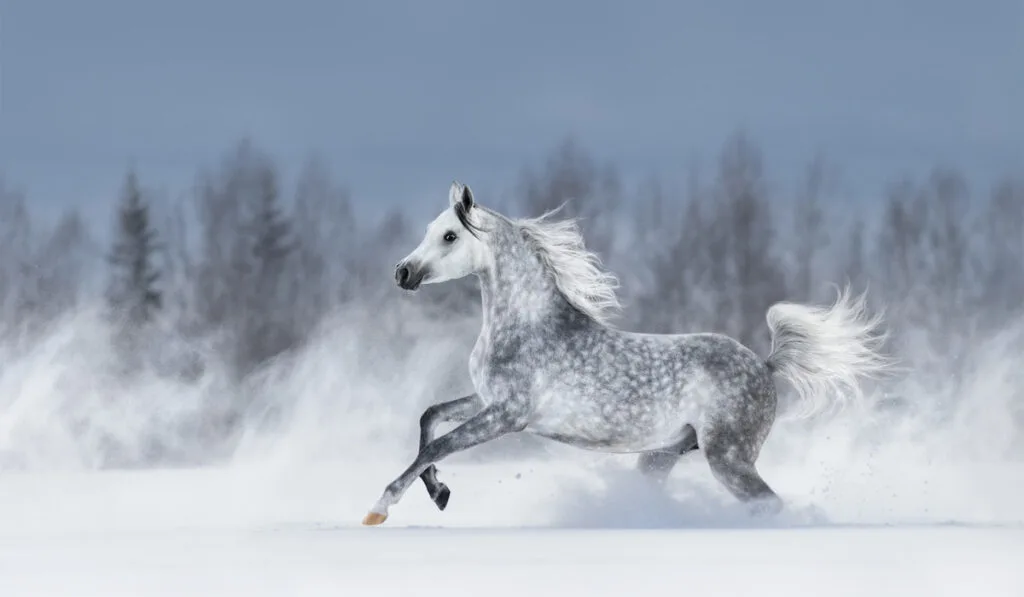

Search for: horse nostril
xmin=396 ymin=265 xmax=410 ymax=286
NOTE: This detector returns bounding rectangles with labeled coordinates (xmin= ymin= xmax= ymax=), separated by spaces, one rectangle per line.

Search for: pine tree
xmin=249 ymin=165 xmax=292 ymax=285
xmin=235 ymin=161 xmax=297 ymax=372
xmin=106 ymin=168 xmax=162 ymax=329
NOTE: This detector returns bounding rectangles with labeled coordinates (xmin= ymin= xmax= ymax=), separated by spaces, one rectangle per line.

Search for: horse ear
xmin=460 ymin=184 xmax=475 ymax=211
xmin=448 ymin=181 xmax=462 ymax=207
xmin=448 ymin=181 xmax=475 ymax=211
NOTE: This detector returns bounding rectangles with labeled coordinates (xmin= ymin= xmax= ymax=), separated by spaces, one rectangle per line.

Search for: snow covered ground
xmin=4 ymin=519 xmax=1020 ymax=597
xmin=2 ymin=453 xmax=1022 ymax=596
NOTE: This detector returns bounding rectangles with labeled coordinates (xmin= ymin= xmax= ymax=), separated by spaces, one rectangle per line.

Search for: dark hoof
xmin=432 ymin=484 xmax=451 ymax=511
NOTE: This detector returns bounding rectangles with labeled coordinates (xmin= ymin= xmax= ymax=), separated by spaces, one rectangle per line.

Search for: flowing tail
xmin=764 ymin=285 xmax=894 ymax=419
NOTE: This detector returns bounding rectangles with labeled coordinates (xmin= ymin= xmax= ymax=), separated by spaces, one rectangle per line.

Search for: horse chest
xmin=469 ymin=331 xmax=535 ymax=403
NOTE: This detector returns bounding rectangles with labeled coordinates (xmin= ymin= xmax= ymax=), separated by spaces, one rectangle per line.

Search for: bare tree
xmin=792 ymin=155 xmax=833 ymax=301
xmin=708 ymin=132 xmax=787 ymax=352
xmin=875 ymin=177 xmax=930 ymax=309
xmin=632 ymin=165 xmax=717 ymax=334
xmin=922 ymin=168 xmax=973 ymax=334
xmin=980 ymin=178 xmax=1024 ymax=324
xmin=192 ymin=170 xmax=245 ymax=336
xmin=291 ymin=156 xmax=355 ymax=322
xmin=350 ymin=207 xmax=411 ymax=305
xmin=516 ymin=137 xmax=621 ymax=261
xmin=35 ymin=209 xmax=92 ymax=322
xmin=0 ymin=179 xmax=35 ymax=328
xmin=842 ymin=216 xmax=867 ymax=292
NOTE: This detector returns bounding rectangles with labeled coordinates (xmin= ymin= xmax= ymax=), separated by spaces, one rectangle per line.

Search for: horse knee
xmin=419 ymin=405 xmax=441 ymax=430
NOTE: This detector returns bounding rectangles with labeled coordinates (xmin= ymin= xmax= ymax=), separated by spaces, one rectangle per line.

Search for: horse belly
xmin=525 ymin=393 xmax=687 ymax=453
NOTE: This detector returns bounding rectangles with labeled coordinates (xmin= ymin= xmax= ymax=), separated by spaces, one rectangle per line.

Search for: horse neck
xmin=476 ymin=228 xmax=574 ymax=336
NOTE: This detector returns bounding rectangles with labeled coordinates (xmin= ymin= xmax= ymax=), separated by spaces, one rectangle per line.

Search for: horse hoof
xmin=362 ymin=511 xmax=388 ymax=526
xmin=433 ymin=484 xmax=451 ymax=511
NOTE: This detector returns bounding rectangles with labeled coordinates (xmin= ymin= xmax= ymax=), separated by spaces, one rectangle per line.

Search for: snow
xmin=4 ymin=524 xmax=1020 ymax=597
xmin=1 ymin=455 xmax=1022 ymax=596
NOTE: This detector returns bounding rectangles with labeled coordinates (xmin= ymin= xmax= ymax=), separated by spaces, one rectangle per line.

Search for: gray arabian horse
xmin=362 ymin=181 xmax=891 ymax=526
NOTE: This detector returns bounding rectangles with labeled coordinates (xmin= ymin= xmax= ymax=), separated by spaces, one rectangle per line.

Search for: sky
xmin=0 ymin=0 xmax=1022 ymax=234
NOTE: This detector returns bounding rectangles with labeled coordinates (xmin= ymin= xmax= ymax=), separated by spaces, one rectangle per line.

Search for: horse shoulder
xmin=470 ymin=325 xmax=558 ymax=401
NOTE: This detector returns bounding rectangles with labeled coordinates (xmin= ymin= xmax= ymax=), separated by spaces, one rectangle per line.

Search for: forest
xmin=0 ymin=132 xmax=1021 ymax=468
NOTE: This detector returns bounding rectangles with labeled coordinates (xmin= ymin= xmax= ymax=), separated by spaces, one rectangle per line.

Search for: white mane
xmin=512 ymin=208 xmax=622 ymax=326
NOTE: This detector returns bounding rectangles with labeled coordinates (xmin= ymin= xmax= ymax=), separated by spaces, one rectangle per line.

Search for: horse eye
xmin=443 ymin=231 xmax=457 ymax=243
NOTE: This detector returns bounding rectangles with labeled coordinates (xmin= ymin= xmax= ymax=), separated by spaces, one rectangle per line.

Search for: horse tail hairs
xmin=764 ymin=284 xmax=895 ymax=419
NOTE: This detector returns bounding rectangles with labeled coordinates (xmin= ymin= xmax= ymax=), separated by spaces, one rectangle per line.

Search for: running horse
xmin=363 ymin=181 xmax=891 ymax=525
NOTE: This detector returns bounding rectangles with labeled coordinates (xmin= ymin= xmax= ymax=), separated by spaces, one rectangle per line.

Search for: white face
xmin=395 ymin=182 xmax=490 ymax=290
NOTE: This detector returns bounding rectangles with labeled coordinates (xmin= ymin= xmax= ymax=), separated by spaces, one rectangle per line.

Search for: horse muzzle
xmin=395 ymin=261 xmax=429 ymax=291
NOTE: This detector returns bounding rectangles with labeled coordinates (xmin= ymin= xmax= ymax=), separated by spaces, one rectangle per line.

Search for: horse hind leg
xmin=636 ymin=424 xmax=699 ymax=485
xmin=700 ymin=413 xmax=783 ymax=517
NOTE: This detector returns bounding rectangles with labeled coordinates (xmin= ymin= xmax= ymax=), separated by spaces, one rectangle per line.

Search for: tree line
xmin=1 ymin=132 xmax=1021 ymax=465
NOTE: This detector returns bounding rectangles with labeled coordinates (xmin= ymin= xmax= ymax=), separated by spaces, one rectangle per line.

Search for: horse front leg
xmin=417 ymin=394 xmax=484 ymax=510
xmin=363 ymin=401 xmax=527 ymax=525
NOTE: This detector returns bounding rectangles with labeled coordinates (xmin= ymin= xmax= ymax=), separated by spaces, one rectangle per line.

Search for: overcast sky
xmin=1 ymin=0 xmax=1021 ymax=232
